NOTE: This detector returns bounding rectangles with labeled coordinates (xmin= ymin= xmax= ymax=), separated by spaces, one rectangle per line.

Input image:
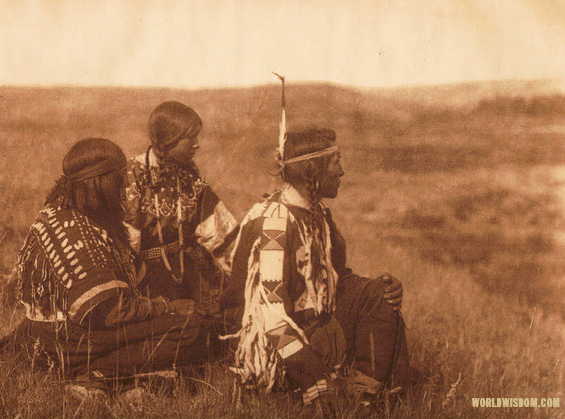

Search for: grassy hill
xmin=0 ymin=80 xmax=563 ymax=418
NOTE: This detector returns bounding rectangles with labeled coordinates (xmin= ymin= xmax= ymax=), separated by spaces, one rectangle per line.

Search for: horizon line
xmin=1 ymin=77 xmax=563 ymax=93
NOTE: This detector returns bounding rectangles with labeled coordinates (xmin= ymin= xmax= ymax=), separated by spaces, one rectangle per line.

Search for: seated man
xmin=124 ymin=101 xmax=238 ymax=318
xmin=1 ymin=138 xmax=211 ymax=394
xmin=220 ymin=128 xmax=410 ymax=406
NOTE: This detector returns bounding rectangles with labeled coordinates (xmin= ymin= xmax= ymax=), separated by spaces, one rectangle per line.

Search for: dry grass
xmin=0 ymin=81 xmax=563 ymax=418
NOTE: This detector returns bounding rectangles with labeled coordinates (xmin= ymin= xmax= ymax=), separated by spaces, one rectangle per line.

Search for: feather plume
xmin=272 ymin=72 xmax=286 ymax=162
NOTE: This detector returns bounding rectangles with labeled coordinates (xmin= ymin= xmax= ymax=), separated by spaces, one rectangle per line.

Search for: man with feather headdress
xmin=220 ymin=80 xmax=412 ymax=406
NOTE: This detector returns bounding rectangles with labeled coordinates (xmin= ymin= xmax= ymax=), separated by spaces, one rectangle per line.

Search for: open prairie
xmin=0 ymin=81 xmax=563 ymax=418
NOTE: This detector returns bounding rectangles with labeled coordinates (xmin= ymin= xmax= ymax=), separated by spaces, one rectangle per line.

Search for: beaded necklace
xmin=145 ymin=148 xmax=202 ymax=283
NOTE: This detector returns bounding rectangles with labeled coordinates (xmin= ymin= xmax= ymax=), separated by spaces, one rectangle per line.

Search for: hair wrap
xmin=67 ymin=157 xmax=127 ymax=182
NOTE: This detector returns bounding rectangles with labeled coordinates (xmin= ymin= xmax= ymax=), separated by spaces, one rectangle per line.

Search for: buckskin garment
xmin=220 ymin=184 xmax=412 ymax=405
xmin=1 ymin=206 xmax=211 ymax=379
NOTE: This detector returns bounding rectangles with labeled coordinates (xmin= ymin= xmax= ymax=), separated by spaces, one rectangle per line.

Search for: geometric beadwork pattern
xmin=261 ymin=230 xmax=286 ymax=250
xmin=262 ymin=280 xmax=284 ymax=304
xmin=268 ymin=323 xmax=298 ymax=350
xmin=18 ymin=206 xmax=136 ymax=323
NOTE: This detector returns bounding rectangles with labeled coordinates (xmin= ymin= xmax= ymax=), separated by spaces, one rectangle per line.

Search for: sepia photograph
xmin=0 ymin=1 xmax=563 ymax=418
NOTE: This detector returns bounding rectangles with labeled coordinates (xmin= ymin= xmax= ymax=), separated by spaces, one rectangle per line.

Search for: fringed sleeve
xmin=17 ymin=233 xmax=65 ymax=322
xmin=222 ymin=201 xmax=334 ymax=403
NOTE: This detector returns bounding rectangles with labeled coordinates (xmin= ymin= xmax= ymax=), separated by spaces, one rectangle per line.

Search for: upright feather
xmin=273 ymin=72 xmax=286 ymax=161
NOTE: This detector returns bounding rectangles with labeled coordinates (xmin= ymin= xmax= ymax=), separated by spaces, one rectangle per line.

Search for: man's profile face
xmin=318 ymin=151 xmax=344 ymax=199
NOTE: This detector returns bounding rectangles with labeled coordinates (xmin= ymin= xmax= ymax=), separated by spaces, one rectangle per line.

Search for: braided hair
xmin=282 ymin=127 xmax=336 ymax=277
xmin=282 ymin=128 xmax=336 ymax=210
xmin=282 ymin=128 xmax=338 ymax=315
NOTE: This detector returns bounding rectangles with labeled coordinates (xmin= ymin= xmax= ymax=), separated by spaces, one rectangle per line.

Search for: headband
xmin=68 ymin=157 xmax=127 ymax=182
xmin=283 ymin=146 xmax=339 ymax=165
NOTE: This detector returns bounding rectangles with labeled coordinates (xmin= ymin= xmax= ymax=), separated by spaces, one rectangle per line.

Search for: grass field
xmin=0 ymin=80 xmax=564 ymax=418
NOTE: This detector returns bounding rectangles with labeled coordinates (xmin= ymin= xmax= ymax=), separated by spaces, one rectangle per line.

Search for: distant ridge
xmin=364 ymin=78 xmax=565 ymax=109
xmin=2 ymin=77 xmax=563 ymax=107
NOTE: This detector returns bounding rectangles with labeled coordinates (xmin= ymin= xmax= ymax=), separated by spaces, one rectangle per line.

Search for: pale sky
xmin=0 ymin=0 xmax=563 ymax=89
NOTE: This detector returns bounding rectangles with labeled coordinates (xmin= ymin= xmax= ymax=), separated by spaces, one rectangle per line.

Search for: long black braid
xmin=305 ymin=161 xmax=325 ymax=289
xmin=305 ymin=162 xmax=320 ymax=227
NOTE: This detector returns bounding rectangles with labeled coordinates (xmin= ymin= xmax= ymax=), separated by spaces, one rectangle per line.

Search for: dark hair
xmin=282 ymin=128 xmax=337 ymax=239
xmin=282 ymin=128 xmax=336 ymax=191
xmin=45 ymin=138 xmax=129 ymax=249
xmin=148 ymin=101 xmax=202 ymax=153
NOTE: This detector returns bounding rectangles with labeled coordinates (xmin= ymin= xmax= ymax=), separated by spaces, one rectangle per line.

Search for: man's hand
xmin=168 ymin=299 xmax=196 ymax=316
xmin=378 ymin=273 xmax=403 ymax=311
